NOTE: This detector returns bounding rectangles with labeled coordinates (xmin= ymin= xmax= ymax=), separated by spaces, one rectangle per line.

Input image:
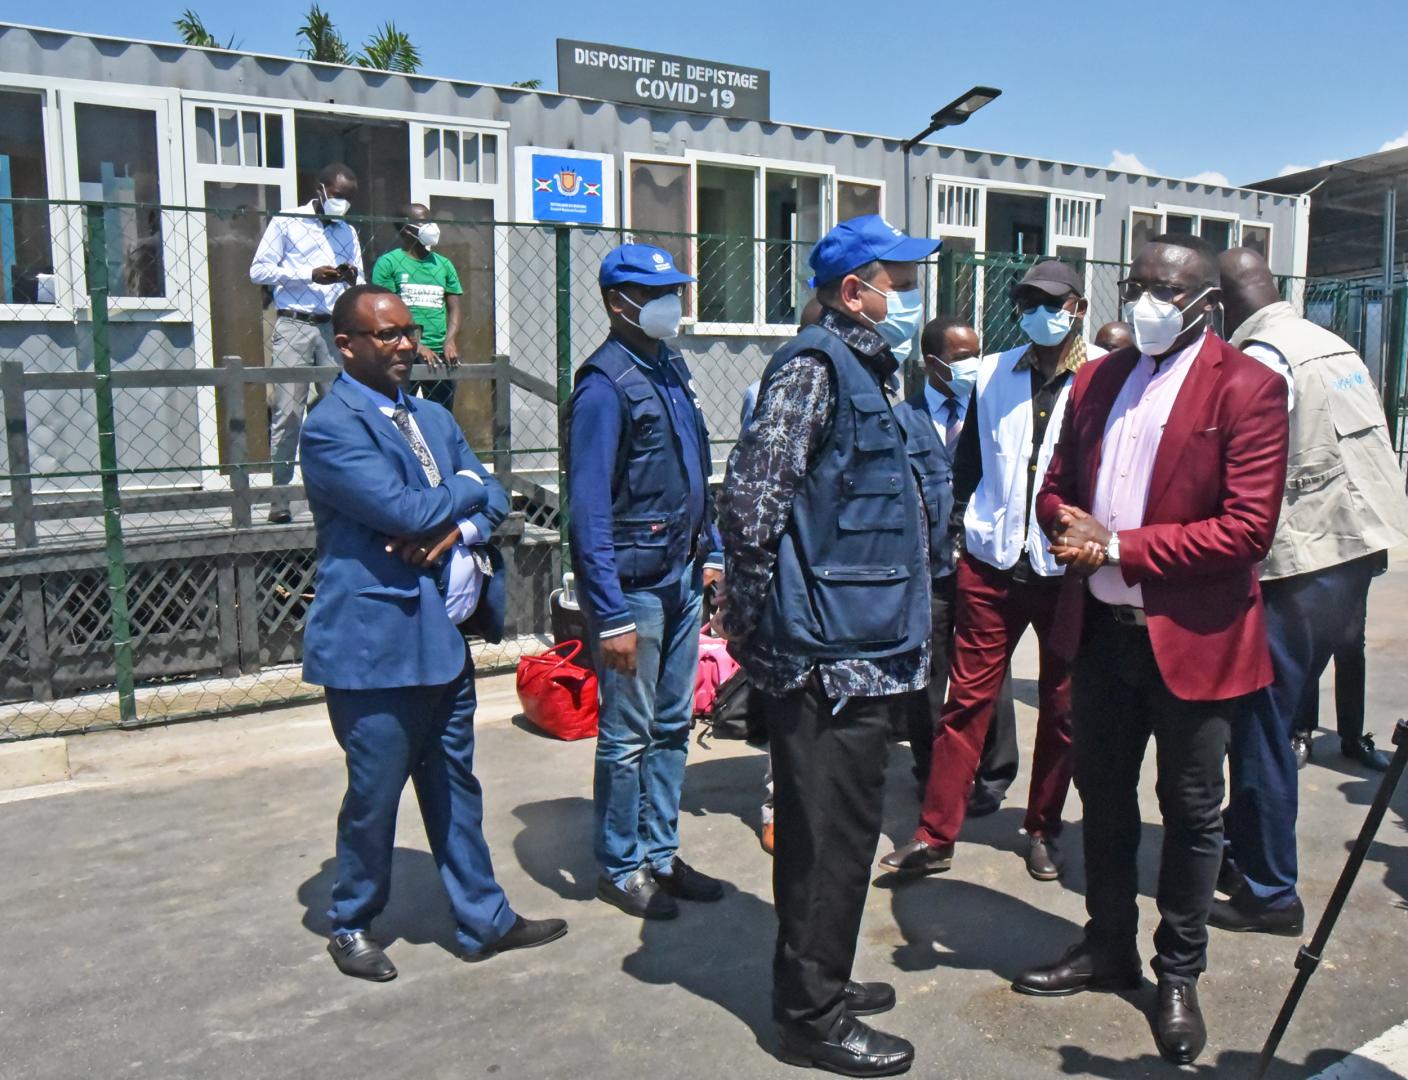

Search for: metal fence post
xmin=555 ymin=226 xmax=572 ymax=574
xmin=85 ymin=204 xmax=138 ymax=726
xmin=938 ymin=246 xmax=957 ymax=317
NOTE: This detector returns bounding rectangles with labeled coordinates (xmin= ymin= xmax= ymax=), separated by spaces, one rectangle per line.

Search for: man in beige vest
xmin=1212 ymin=248 xmax=1408 ymax=936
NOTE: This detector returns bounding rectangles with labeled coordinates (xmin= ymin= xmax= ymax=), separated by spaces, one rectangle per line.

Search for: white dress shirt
xmin=923 ymin=381 xmax=969 ymax=448
xmin=1240 ymin=342 xmax=1296 ymax=412
xmin=343 ymin=375 xmax=484 ymax=623
xmin=249 ymin=201 xmax=363 ymax=315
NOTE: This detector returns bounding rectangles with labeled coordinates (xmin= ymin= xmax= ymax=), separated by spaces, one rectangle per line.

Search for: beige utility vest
xmin=1232 ymin=302 xmax=1408 ymax=580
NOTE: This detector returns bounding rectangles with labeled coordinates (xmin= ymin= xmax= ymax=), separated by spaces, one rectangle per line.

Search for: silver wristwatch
xmin=1105 ymin=532 xmax=1120 ymax=566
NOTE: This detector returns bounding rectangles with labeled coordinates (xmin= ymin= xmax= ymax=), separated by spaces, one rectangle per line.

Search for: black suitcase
xmin=549 ymin=573 xmax=596 ymax=673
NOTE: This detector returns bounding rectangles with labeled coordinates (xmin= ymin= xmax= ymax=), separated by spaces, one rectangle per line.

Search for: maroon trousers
xmin=915 ymin=552 xmax=1073 ymax=848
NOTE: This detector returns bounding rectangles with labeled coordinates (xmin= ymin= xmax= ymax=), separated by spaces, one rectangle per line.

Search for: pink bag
xmin=694 ymin=631 xmax=740 ymax=717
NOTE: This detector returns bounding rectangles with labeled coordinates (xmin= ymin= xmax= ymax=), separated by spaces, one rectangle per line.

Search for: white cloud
xmin=1107 ymin=150 xmax=1154 ymax=174
xmin=1277 ymin=158 xmax=1339 ymax=178
xmin=1185 ymin=170 xmax=1232 ymax=187
xmin=1379 ymin=131 xmax=1408 ymax=152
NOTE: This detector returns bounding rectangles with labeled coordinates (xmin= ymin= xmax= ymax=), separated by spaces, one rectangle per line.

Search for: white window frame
xmin=57 ymin=86 xmax=186 ymax=319
xmin=835 ymin=174 xmax=887 ymax=219
xmin=1239 ymin=220 xmax=1275 ymax=264
xmin=0 ymin=80 xmax=70 ymax=322
xmin=1127 ymin=203 xmax=1246 ymax=263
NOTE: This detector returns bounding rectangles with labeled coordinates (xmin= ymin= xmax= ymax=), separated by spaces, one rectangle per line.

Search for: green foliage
xmin=354 ymin=21 xmax=422 ymax=73
xmin=297 ymin=3 xmax=352 ymax=64
xmin=174 ymin=9 xmax=238 ymax=50
xmin=512 ymin=78 xmax=543 ymax=90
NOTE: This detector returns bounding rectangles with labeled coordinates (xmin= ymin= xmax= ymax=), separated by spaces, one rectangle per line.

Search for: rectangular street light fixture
xmin=903 ymin=86 xmax=1003 ymax=151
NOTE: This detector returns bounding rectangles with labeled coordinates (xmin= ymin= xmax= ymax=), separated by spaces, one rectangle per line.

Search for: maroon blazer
xmin=1036 ymin=334 xmax=1290 ymax=702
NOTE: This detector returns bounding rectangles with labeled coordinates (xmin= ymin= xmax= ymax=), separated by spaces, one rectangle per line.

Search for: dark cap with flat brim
xmin=808 ymin=214 xmax=941 ymax=287
xmin=1010 ymin=259 xmax=1085 ymax=299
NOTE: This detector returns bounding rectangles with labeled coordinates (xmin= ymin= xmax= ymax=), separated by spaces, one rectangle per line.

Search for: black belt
xmin=277 ymin=310 xmax=331 ymax=324
xmin=1098 ymin=601 xmax=1148 ymax=628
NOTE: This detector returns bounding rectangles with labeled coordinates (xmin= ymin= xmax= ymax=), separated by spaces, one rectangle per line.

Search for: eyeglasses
xmin=1117 ymin=279 xmax=1188 ymax=305
xmin=350 ymin=324 xmax=424 ymax=345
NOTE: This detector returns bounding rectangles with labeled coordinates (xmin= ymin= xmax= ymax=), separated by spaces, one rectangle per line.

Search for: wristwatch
xmin=1105 ymin=532 xmax=1121 ymax=566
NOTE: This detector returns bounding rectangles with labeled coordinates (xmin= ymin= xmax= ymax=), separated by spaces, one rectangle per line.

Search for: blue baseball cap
xmin=599 ymin=243 xmax=695 ymax=288
xmin=808 ymin=215 xmax=941 ymax=287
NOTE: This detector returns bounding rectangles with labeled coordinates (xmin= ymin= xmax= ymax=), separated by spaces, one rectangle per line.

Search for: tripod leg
xmin=1253 ymin=717 xmax=1408 ymax=1079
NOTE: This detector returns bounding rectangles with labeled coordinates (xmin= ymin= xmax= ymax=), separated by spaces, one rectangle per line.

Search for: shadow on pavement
xmin=1056 ymin=1044 xmax=1355 ymax=1078
xmin=510 ymin=795 xmax=598 ymax=901
xmin=296 ymin=849 xmax=461 ymax=955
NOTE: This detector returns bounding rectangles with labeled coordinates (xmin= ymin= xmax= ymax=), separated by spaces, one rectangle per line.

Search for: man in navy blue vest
xmin=896 ymin=316 xmax=1018 ymax=810
xmin=718 ymin=215 xmax=937 ymax=1076
xmin=566 ymin=244 xmax=726 ymax=921
xmin=301 ymin=284 xmax=566 ymax=980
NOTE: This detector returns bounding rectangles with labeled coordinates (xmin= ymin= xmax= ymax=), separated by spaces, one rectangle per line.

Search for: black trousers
xmin=1074 ymin=605 xmax=1234 ymax=982
xmin=768 ymin=675 xmax=897 ymax=1034
xmin=906 ymin=574 xmax=1018 ymax=800
xmin=1292 ymin=568 xmax=1373 ymax=741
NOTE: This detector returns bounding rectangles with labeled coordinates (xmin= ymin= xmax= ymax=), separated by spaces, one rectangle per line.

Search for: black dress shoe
xmin=1291 ymin=731 xmax=1311 ymax=770
xmin=842 ymin=980 xmax=896 ymax=1016
xmin=966 ymin=790 xmax=1002 ymax=818
xmin=778 ymin=1013 xmax=914 ymax=1077
xmin=597 ymin=867 xmax=679 ymax=920
xmin=1216 ymin=851 xmax=1244 ymax=896
xmin=327 ymin=931 xmax=397 ymax=982
xmin=462 ymin=914 xmax=568 ymax=962
xmin=1208 ymin=890 xmax=1304 ymax=936
xmin=878 ymin=839 xmax=953 ymax=878
xmin=1343 ymin=734 xmax=1391 ymax=771
xmin=267 ymin=508 xmax=293 ymax=525
xmin=653 ymin=856 xmax=725 ymax=902
xmin=1153 ymin=979 xmax=1207 ymax=1065
xmin=1025 ymin=836 xmax=1060 ymax=881
xmin=1012 ymin=941 xmax=1141 ymax=997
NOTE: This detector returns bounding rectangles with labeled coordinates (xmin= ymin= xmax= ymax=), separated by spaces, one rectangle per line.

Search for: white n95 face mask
xmin=620 ymin=291 xmax=684 ymax=339
xmin=410 ymin=222 xmax=441 ymax=249
xmin=1123 ymin=287 xmax=1212 ymax=357
xmin=319 ymin=185 xmax=350 ymax=217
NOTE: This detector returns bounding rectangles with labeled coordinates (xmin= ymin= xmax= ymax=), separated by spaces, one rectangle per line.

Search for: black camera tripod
xmin=1253 ymin=716 xmax=1408 ymax=1079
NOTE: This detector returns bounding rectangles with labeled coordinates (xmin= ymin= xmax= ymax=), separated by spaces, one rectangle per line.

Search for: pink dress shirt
xmin=1088 ymin=333 xmax=1206 ymax=607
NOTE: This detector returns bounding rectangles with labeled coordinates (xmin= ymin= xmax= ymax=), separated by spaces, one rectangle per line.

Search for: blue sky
xmin=12 ymin=0 xmax=1408 ymax=185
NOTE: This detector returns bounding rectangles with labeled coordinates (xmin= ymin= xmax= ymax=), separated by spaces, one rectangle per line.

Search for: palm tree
xmin=354 ymin=21 xmax=422 ymax=73
xmin=297 ymin=3 xmax=351 ymax=64
xmin=511 ymin=79 xmax=543 ymax=90
xmin=174 ymin=9 xmax=237 ymax=49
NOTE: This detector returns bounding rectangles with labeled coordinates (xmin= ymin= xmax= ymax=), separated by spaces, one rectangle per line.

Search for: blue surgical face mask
xmin=1018 ymin=303 xmax=1076 ymax=347
xmin=945 ymin=356 xmax=980 ymax=398
xmin=859 ymin=279 xmax=924 ymax=362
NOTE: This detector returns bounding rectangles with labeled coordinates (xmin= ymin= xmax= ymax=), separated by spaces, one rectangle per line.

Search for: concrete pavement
xmin=3 ymin=564 xmax=1408 ymax=1079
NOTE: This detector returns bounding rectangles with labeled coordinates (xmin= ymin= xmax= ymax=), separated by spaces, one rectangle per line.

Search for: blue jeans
xmin=591 ymin=574 xmax=702 ymax=885
xmin=1226 ymin=554 xmax=1378 ymax=909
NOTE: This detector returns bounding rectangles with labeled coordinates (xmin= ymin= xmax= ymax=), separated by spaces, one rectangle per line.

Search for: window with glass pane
xmin=462 ymin=133 xmax=479 ymax=183
xmin=423 ymin=129 xmax=441 ymax=180
xmin=764 ymin=172 xmax=822 ymax=324
xmin=1201 ymin=218 xmax=1232 ymax=251
xmin=628 ymin=160 xmax=692 ymax=307
xmin=481 ymin=134 xmax=497 ymax=184
xmin=1242 ymin=224 xmax=1271 ymax=261
xmin=697 ymin=164 xmax=755 ymax=323
xmin=0 ymin=89 xmax=55 ymax=304
xmin=75 ymin=103 xmax=165 ymax=298
xmin=1165 ymin=213 xmax=1195 ymax=235
xmin=443 ymin=130 xmax=460 ymax=183
xmin=838 ymin=180 xmax=881 ymax=222
xmin=1130 ymin=211 xmax=1160 ymax=258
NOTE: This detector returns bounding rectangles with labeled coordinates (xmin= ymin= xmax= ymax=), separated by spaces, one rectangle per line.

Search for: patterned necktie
xmin=390 ymin=405 xmax=442 ymax=486
xmin=944 ymin=398 xmax=963 ymax=448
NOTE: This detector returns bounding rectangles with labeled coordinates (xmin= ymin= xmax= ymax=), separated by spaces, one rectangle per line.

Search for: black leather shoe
xmin=778 ymin=1014 xmax=914 ymax=1077
xmin=327 ymin=931 xmax=397 ymax=982
xmin=1153 ymin=979 xmax=1207 ymax=1065
xmin=1208 ymin=890 xmax=1304 ymax=936
xmin=879 ymin=839 xmax=953 ymax=878
xmin=1025 ymin=836 xmax=1060 ymax=881
xmin=1292 ymin=731 xmax=1311 ymax=770
xmin=653 ymin=856 xmax=725 ymax=902
xmin=966 ymin=790 xmax=1002 ymax=818
xmin=462 ymin=914 xmax=568 ymax=962
xmin=842 ymin=980 xmax=896 ymax=1016
xmin=1216 ymin=851 xmax=1244 ymax=896
xmin=267 ymin=508 xmax=293 ymax=525
xmin=1343 ymin=734 xmax=1391 ymax=771
xmin=1012 ymin=941 xmax=1141 ymax=997
xmin=598 ymin=868 xmax=679 ymax=920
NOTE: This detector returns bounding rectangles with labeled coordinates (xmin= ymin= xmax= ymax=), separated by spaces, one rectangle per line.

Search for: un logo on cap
xmin=652 ymin=251 xmax=670 ymax=267
xmin=884 ymin=219 xmax=902 ymax=237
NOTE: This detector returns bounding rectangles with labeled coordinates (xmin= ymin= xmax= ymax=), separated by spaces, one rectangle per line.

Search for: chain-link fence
xmin=0 ymin=199 xmax=1325 ymax=740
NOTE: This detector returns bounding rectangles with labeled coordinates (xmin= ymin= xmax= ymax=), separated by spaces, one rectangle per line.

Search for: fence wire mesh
xmin=0 ymin=197 xmax=1339 ymax=739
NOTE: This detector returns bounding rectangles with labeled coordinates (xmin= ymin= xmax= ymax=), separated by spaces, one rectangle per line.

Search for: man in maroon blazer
xmin=1010 ymin=234 xmax=1289 ymax=1067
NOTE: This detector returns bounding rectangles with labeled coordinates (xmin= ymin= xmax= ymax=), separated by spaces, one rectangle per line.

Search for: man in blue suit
xmin=301 ymin=283 xmax=566 ymax=980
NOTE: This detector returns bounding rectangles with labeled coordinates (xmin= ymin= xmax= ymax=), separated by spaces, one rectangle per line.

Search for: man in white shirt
xmin=249 ymin=162 xmax=363 ymax=522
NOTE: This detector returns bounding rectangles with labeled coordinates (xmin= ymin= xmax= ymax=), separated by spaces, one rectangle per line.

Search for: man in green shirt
xmin=371 ymin=203 xmax=464 ymax=407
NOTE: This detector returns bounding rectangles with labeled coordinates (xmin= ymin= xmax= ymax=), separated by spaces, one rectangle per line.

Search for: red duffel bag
xmin=516 ymin=641 xmax=599 ymax=741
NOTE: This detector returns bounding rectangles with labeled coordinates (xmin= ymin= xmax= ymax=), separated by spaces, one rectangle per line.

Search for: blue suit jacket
xmin=300 ymin=376 xmax=509 ymax=689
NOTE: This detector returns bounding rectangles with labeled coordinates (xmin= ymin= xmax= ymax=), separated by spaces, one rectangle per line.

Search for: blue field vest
xmin=895 ymin=391 xmax=958 ymax=580
xmin=754 ymin=323 xmax=929 ymax=661
xmin=565 ymin=338 xmax=713 ymax=586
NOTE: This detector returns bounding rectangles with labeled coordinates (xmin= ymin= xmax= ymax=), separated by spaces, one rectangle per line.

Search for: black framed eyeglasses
xmin=1117 ymin=279 xmax=1186 ymax=305
xmin=351 ymin=324 xmax=424 ymax=345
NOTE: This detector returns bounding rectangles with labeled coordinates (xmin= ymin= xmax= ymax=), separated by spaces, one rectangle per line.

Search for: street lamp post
xmin=900 ymin=86 xmax=1002 ymax=238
